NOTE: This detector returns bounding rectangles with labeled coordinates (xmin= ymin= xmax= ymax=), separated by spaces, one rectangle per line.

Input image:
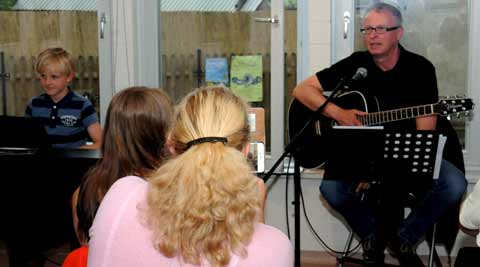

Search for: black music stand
xmin=322 ymin=126 xmax=385 ymax=182
xmin=324 ymin=126 xmax=444 ymax=181
xmin=325 ymin=126 xmax=446 ymax=267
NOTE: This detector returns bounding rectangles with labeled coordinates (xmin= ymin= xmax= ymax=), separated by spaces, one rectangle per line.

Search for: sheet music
xmin=433 ymin=134 xmax=447 ymax=179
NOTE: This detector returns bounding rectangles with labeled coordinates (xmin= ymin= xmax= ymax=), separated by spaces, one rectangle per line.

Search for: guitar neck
xmin=358 ymin=104 xmax=436 ymax=126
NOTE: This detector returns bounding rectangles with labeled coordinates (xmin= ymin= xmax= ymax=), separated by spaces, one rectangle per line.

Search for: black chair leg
xmin=427 ymin=223 xmax=437 ymax=267
xmin=427 ymin=223 xmax=443 ymax=267
xmin=337 ymin=229 xmax=382 ymax=266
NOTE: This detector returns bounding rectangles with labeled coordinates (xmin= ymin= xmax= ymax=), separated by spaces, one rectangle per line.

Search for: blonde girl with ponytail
xmin=88 ymin=87 xmax=293 ymax=267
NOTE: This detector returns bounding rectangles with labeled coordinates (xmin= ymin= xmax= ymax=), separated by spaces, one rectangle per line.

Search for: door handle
xmin=100 ymin=13 xmax=107 ymax=39
xmin=254 ymin=16 xmax=279 ymax=24
xmin=343 ymin=11 xmax=351 ymax=39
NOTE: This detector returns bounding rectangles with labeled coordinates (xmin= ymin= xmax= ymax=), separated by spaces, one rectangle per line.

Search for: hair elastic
xmin=186 ymin=137 xmax=228 ymax=148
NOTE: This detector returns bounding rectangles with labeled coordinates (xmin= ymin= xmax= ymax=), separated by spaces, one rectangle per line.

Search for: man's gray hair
xmin=364 ymin=2 xmax=403 ymax=26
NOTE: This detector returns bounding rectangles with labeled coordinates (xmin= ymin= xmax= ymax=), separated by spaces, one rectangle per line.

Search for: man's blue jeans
xmin=320 ymin=159 xmax=467 ymax=244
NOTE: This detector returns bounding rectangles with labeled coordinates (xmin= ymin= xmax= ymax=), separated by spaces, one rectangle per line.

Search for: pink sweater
xmin=88 ymin=176 xmax=293 ymax=267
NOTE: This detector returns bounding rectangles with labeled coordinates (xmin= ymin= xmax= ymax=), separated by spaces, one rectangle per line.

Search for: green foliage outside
xmin=285 ymin=0 xmax=297 ymax=9
xmin=266 ymin=0 xmax=297 ymax=9
xmin=0 ymin=0 xmax=17 ymax=10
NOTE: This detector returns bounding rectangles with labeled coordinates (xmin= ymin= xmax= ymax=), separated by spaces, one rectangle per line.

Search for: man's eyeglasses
xmin=360 ymin=26 xmax=400 ymax=35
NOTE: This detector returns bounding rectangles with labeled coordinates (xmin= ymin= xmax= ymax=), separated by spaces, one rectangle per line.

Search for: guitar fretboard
xmin=358 ymin=104 xmax=435 ymax=126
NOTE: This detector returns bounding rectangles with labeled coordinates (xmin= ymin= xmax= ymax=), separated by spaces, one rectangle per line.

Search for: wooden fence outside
xmin=1 ymin=51 xmax=296 ymax=149
xmin=161 ymin=11 xmax=297 ymax=55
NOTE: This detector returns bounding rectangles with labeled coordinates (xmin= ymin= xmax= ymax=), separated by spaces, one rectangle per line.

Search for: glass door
xmin=159 ymin=0 xmax=288 ymax=169
xmin=0 ymin=1 xmax=101 ymax=119
xmin=333 ymin=0 xmax=480 ymax=172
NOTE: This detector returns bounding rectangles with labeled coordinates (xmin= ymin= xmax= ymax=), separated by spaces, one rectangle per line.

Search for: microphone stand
xmin=262 ymin=77 xmax=348 ymax=267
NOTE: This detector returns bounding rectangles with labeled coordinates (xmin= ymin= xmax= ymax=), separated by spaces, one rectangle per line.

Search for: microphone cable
xmin=285 ymin=155 xmax=292 ymax=239
xmin=283 ymin=157 xmax=362 ymax=257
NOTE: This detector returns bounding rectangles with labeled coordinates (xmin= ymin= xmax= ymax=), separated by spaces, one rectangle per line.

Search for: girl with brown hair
xmin=63 ymin=86 xmax=173 ymax=267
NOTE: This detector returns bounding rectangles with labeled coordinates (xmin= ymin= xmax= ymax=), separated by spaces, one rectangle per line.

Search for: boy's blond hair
xmin=35 ymin=47 xmax=74 ymax=76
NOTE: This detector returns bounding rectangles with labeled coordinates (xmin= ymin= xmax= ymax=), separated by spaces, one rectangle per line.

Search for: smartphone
xmin=248 ymin=142 xmax=265 ymax=173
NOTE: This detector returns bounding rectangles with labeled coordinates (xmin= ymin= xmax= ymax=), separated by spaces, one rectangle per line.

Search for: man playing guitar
xmin=292 ymin=3 xmax=467 ymax=266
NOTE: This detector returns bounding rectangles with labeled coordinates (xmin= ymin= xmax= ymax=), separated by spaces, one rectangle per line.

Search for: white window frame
xmin=465 ymin=0 xmax=480 ymax=180
xmin=268 ymin=0 xmax=286 ymax=170
xmin=97 ymin=0 xmax=114 ymax=124
xmin=98 ymin=0 xmax=161 ymax=124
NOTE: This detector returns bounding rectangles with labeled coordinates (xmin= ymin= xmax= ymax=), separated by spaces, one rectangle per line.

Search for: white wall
xmin=307 ymin=1 xmax=331 ymax=75
xmin=265 ymin=175 xmax=352 ymax=252
xmin=297 ymin=0 xmax=331 ymax=81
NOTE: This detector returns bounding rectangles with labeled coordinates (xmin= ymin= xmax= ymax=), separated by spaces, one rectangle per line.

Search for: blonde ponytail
xmin=146 ymin=87 xmax=262 ymax=267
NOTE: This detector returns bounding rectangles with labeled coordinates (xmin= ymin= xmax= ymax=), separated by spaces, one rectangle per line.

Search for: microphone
xmin=329 ymin=68 xmax=367 ymax=99
xmin=350 ymin=67 xmax=368 ymax=81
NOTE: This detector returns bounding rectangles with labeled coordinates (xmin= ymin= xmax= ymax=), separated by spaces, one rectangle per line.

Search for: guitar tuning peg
xmin=447 ymin=115 xmax=451 ymax=120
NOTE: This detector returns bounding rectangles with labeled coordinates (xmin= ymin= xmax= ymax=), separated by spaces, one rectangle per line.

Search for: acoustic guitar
xmin=288 ymin=91 xmax=474 ymax=169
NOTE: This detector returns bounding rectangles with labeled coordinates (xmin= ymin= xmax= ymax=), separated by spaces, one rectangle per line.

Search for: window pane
xmin=354 ymin=0 xmax=469 ymax=147
xmin=160 ymin=3 xmax=274 ymax=150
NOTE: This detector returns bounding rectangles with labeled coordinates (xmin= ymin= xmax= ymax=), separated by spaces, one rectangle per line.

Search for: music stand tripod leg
xmin=338 ymin=229 xmax=355 ymax=267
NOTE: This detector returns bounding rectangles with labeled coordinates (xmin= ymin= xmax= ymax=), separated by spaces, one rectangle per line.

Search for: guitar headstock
xmin=434 ymin=97 xmax=474 ymax=117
